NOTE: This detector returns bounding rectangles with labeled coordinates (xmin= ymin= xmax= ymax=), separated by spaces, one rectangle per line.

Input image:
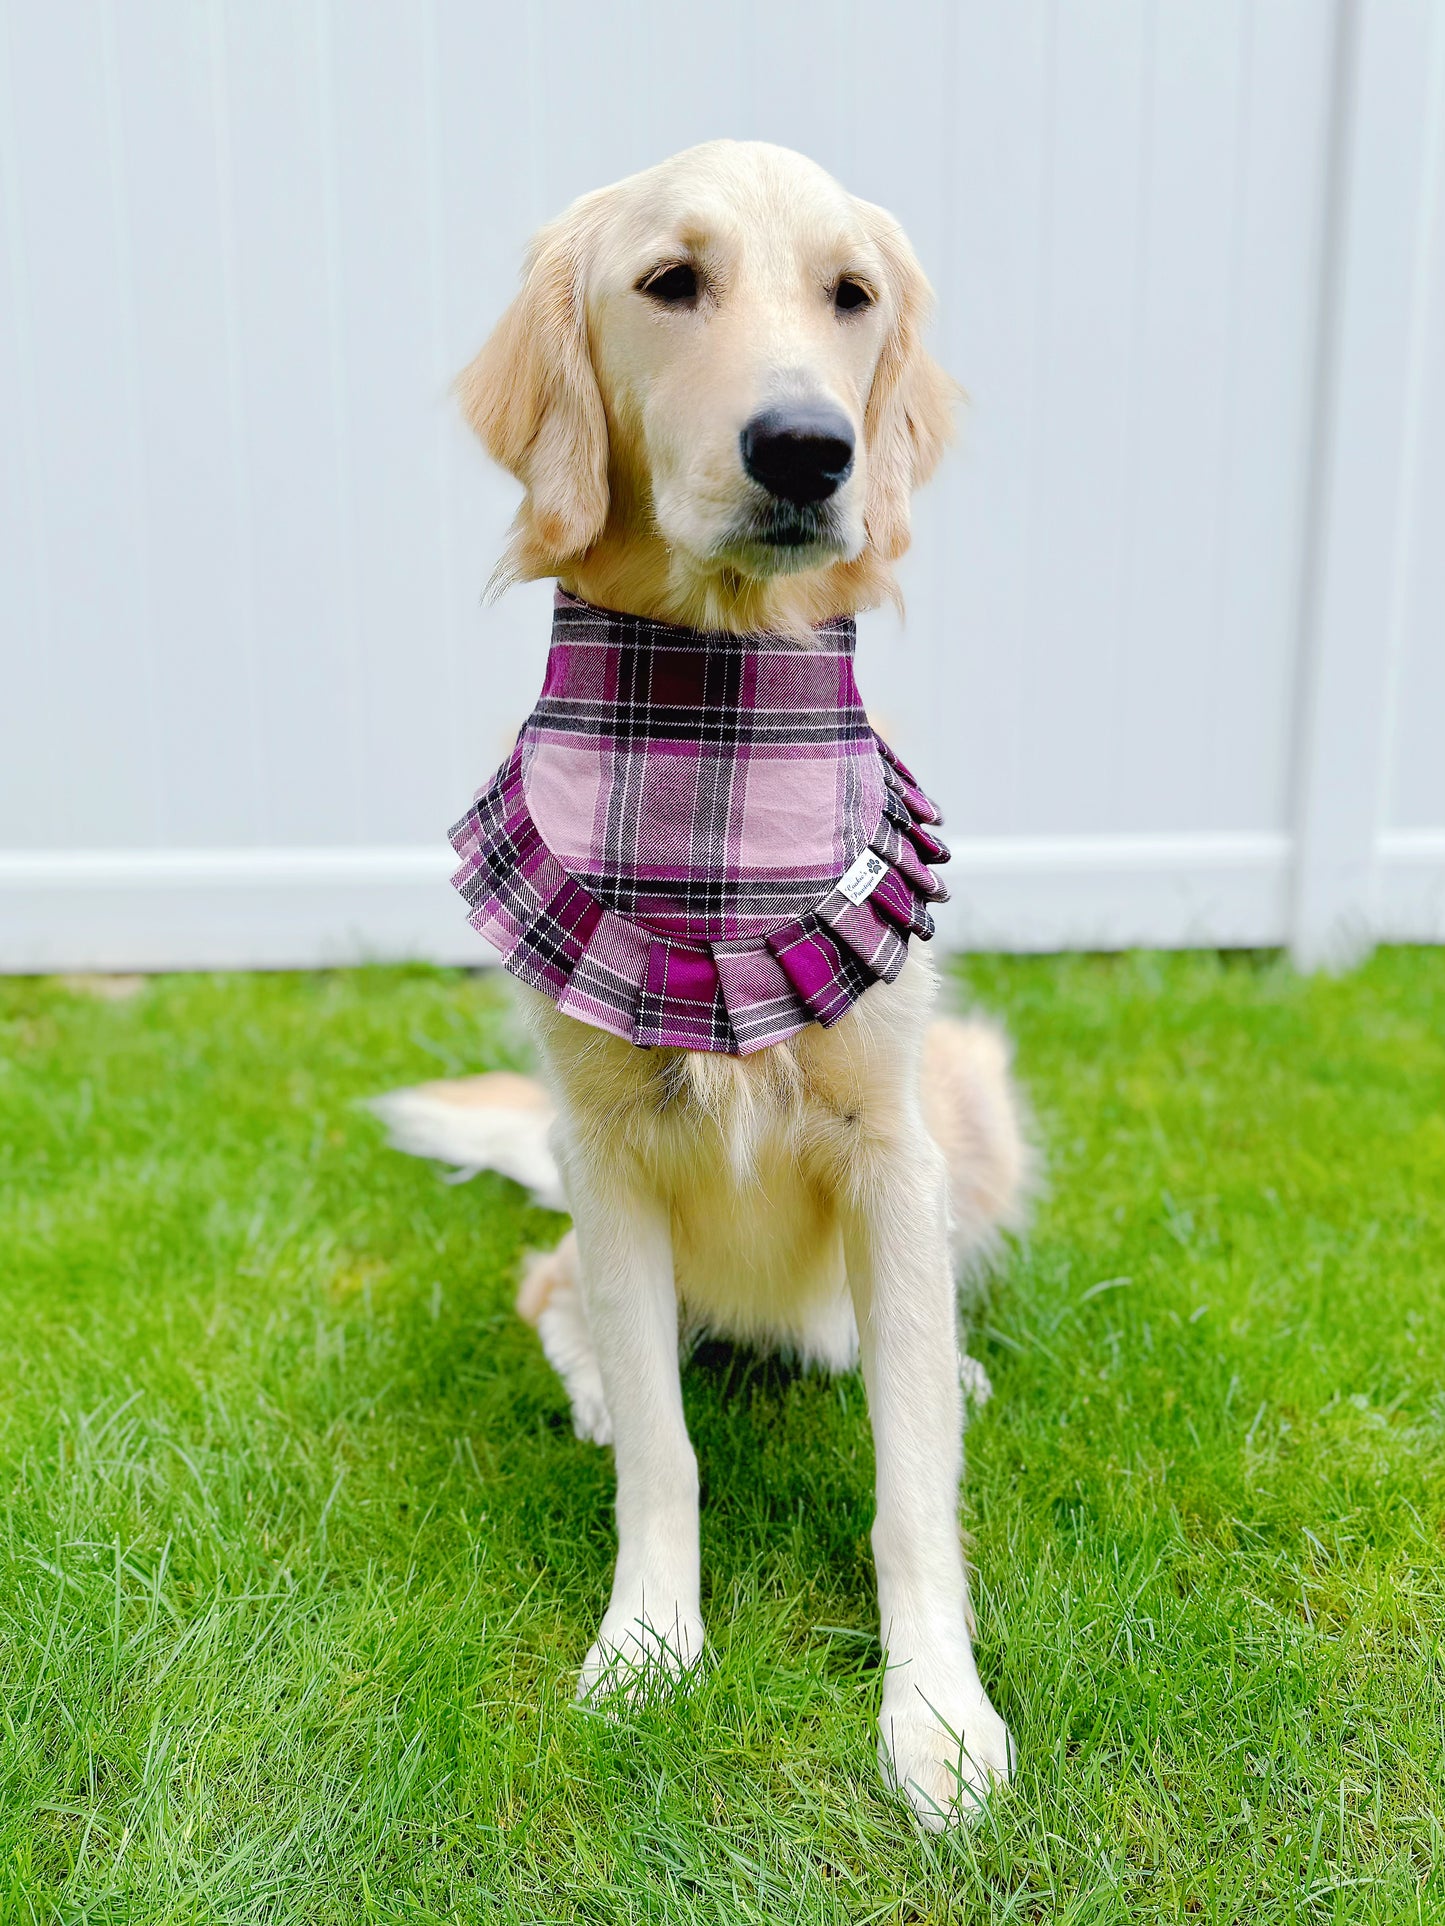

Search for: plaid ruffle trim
xmin=448 ymin=732 xmax=949 ymax=1057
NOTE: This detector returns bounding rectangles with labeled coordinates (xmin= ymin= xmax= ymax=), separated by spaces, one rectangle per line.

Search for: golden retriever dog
xmin=378 ymin=141 xmax=1028 ymax=1827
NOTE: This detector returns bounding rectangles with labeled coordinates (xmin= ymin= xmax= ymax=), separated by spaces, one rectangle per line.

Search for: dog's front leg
xmin=562 ymin=1148 xmax=704 ymax=1700
xmin=844 ymin=1136 xmax=1013 ymax=1826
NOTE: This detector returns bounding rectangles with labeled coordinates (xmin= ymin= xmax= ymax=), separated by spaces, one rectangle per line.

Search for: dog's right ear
xmin=456 ymin=202 xmax=609 ymax=588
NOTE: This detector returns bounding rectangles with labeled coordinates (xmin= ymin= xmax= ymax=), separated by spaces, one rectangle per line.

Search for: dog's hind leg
xmin=518 ymin=1232 xmax=613 ymax=1447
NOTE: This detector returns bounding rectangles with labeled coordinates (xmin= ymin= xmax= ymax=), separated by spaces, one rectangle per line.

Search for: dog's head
xmin=458 ymin=141 xmax=956 ymax=626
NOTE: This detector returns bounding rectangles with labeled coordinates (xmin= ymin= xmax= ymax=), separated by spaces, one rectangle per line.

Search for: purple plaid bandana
xmin=448 ymin=589 xmax=949 ymax=1056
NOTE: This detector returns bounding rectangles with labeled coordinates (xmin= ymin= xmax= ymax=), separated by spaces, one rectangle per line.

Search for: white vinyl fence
xmin=2 ymin=0 xmax=1442 ymax=971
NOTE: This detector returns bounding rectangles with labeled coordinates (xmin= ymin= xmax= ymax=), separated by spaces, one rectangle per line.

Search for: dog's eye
xmin=833 ymin=277 xmax=874 ymax=314
xmin=638 ymin=262 xmax=700 ymax=306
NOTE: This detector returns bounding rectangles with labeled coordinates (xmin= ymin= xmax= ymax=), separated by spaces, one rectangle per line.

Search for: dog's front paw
xmin=577 ymin=1595 xmax=706 ymax=1706
xmin=879 ymin=1681 xmax=1014 ymax=1830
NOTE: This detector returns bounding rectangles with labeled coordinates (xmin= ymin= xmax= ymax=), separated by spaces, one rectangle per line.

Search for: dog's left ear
xmin=455 ymin=197 xmax=610 ymax=588
xmin=855 ymin=202 xmax=960 ymax=565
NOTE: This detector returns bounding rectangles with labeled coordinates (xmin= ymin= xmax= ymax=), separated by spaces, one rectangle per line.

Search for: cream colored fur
xmin=456 ymin=140 xmax=957 ymax=637
xmin=511 ymin=1009 xmax=1025 ymax=1391
xmin=414 ymin=141 xmax=1027 ymax=1827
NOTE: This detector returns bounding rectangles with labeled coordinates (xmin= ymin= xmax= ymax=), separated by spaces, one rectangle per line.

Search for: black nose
xmin=740 ymin=404 xmax=855 ymax=506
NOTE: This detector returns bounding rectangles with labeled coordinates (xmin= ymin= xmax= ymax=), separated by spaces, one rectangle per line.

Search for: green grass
xmin=1 ymin=952 xmax=1443 ymax=1925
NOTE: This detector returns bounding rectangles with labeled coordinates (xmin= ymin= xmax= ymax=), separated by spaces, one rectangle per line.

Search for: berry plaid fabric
xmin=448 ymin=589 xmax=950 ymax=1056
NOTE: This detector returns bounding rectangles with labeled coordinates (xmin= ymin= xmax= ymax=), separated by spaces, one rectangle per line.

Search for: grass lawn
xmin=1 ymin=951 xmax=1443 ymax=1925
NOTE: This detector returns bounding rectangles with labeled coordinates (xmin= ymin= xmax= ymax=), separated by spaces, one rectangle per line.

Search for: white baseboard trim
xmin=0 ymin=846 xmax=468 ymax=972
xmin=1375 ymin=829 xmax=1445 ymax=941
xmin=933 ymin=831 xmax=1293 ymax=952
xmin=0 ymin=831 xmax=1325 ymax=971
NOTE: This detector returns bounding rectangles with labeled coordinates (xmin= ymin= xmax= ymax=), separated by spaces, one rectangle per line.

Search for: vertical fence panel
xmin=220 ymin=0 xmax=365 ymax=848
xmin=1375 ymin=0 xmax=1445 ymax=941
xmin=0 ymin=0 xmax=161 ymax=851
xmin=1291 ymin=0 xmax=1445 ymax=964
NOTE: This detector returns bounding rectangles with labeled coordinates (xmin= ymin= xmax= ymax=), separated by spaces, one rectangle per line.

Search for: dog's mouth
xmin=716 ymin=501 xmax=850 ymax=575
xmin=748 ymin=501 xmax=830 ymax=547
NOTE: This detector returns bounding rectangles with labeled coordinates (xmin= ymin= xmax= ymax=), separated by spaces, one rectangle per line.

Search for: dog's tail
xmin=366 ymin=1071 xmax=565 ymax=1211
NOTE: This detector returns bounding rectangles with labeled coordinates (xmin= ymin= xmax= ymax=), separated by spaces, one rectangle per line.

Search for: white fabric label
xmin=837 ymin=849 xmax=889 ymax=906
